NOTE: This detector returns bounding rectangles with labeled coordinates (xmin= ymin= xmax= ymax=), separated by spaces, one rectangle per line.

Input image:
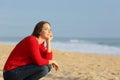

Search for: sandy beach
xmin=0 ymin=44 xmax=120 ymax=80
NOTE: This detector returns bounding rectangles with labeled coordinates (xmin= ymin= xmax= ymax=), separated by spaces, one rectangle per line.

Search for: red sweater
xmin=4 ymin=36 xmax=52 ymax=70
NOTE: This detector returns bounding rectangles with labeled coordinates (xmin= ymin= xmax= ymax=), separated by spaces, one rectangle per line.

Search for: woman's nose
xmin=48 ymin=30 xmax=51 ymax=33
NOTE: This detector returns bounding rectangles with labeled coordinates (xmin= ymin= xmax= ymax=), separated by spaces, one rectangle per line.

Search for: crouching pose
xmin=3 ymin=21 xmax=59 ymax=80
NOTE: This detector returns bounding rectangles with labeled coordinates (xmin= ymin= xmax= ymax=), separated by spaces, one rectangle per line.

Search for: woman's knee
xmin=40 ymin=65 xmax=52 ymax=75
xmin=42 ymin=66 xmax=49 ymax=73
xmin=48 ymin=64 xmax=52 ymax=72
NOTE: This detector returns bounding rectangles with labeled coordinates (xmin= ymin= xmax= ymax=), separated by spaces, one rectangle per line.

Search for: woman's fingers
xmin=52 ymin=63 xmax=59 ymax=71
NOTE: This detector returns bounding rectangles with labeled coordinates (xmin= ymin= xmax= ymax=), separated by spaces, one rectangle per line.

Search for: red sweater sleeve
xmin=45 ymin=51 xmax=52 ymax=60
xmin=40 ymin=44 xmax=53 ymax=60
xmin=27 ymin=37 xmax=49 ymax=66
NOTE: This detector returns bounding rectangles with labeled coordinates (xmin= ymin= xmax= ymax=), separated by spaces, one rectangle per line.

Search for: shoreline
xmin=0 ymin=44 xmax=120 ymax=80
xmin=1 ymin=39 xmax=120 ymax=55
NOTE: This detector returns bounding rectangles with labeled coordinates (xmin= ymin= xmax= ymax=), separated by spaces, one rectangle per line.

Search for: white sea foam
xmin=51 ymin=42 xmax=120 ymax=55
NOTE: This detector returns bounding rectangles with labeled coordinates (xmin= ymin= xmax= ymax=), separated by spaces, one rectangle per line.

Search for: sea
xmin=0 ymin=36 xmax=120 ymax=55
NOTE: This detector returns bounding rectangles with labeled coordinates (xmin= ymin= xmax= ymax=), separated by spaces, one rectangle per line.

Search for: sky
xmin=0 ymin=0 xmax=120 ymax=38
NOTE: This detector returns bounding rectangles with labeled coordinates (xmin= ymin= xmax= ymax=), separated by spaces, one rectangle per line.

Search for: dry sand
xmin=0 ymin=44 xmax=120 ymax=80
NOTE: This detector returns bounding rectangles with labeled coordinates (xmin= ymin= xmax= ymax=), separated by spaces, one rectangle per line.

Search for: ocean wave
xmin=69 ymin=39 xmax=80 ymax=43
xmin=51 ymin=42 xmax=120 ymax=55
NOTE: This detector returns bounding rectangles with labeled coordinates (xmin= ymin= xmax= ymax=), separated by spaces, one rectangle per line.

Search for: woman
xmin=3 ymin=21 xmax=59 ymax=80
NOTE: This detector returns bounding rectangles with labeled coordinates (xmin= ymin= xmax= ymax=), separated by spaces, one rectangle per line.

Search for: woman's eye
xmin=43 ymin=29 xmax=48 ymax=30
xmin=43 ymin=28 xmax=51 ymax=31
xmin=43 ymin=28 xmax=51 ymax=32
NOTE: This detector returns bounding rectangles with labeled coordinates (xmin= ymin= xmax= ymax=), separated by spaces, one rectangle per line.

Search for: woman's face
xmin=40 ymin=23 xmax=52 ymax=39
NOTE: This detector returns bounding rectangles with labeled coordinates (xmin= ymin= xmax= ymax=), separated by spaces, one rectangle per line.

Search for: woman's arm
xmin=46 ymin=32 xmax=59 ymax=71
xmin=46 ymin=31 xmax=53 ymax=52
xmin=46 ymin=40 xmax=52 ymax=53
xmin=28 ymin=37 xmax=49 ymax=66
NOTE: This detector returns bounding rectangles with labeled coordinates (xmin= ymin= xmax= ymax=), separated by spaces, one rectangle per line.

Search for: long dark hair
xmin=32 ymin=21 xmax=51 ymax=38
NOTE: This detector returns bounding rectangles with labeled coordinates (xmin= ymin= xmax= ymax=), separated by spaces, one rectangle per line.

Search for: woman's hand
xmin=52 ymin=62 xmax=59 ymax=71
xmin=49 ymin=60 xmax=59 ymax=71
xmin=47 ymin=31 xmax=53 ymax=41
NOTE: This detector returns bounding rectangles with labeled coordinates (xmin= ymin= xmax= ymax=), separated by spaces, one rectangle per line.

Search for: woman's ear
xmin=38 ymin=31 xmax=41 ymax=36
xmin=39 ymin=31 xmax=43 ymax=35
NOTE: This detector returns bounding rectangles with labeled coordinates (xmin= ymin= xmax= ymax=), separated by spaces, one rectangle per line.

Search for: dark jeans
xmin=3 ymin=64 xmax=52 ymax=80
